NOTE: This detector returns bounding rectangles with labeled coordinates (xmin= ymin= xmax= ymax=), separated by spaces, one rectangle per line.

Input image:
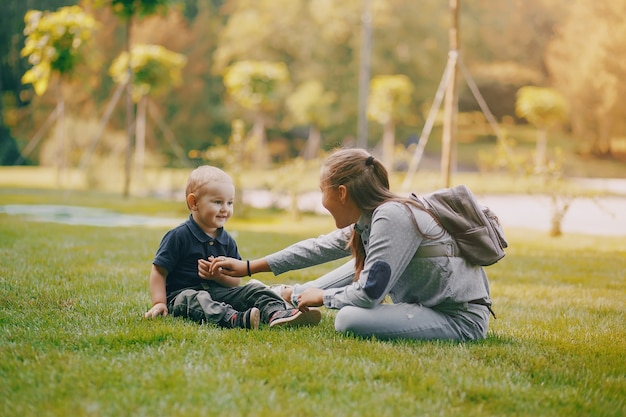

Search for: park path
xmin=2 ymin=179 xmax=624 ymax=237
xmin=243 ymin=178 xmax=626 ymax=237
xmin=479 ymin=195 xmax=625 ymax=236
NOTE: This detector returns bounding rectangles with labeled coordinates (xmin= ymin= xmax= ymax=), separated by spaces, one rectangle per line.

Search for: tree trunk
xmin=597 ymin=113 xmax=613 ymax=156
xmin=535 ymin=127 xmax=547 ymax=172
xmin=549 ymin=194 xmax=572 ymax=237
xmin=356 ymin=0 xmax=372 ymax=149
xmin=289 ymin=189 xmax=300 ymax=220
xmin=123 ymin=17 xmax=134 ymax=198
xmin=55 ymin=78 xmax=65 ymax=188
xmin=441 ymin=0 xmax=459 ymax=188
xmin=135 ymin=95 xmax=147 ymax=184
xmin=79 ymin=81 xmax=126 ymax=169
xmin=303 ymin=125 xmax=321 ymax=160
xmin=381 ymin=120 xmax=395 ymax=171
xmin=250 ymin=112 xmax=269 ymax=168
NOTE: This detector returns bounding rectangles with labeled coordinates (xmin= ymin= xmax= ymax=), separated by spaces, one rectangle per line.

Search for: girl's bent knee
xmin=334 ymin=306 xmax=358 ymax=333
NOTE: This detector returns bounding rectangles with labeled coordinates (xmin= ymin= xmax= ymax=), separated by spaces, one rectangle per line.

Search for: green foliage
xmin=367 ymin=74 xmax=414 ymax=125
xmin=5 ymin=0 xmax=626 ymax=169
xmin=0 ymin=127 xmax=26 ymax=166
xmin=21 ymin=5 xmax=97 ymax=95
xmin=109 ymin=44 xmax=187 ymax=100
xmin=97 ymin=0 xmax=173 ymax=20
xmin=546 ymin=0 xmax=626 ymax=155
xmin=223 ymin=60 xmax=290 ymax=111
xmin=515 ymin=86 xmax=569 ymax=128
xmin=286 ymin=80 xmax=336 ymax=128
xmin=458 ymin=61 xmax=544 ymax=120
xmin=1 ymin=192 xmax=625 ymax=416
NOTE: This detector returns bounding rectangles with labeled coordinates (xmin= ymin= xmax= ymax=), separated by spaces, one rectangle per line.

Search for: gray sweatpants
xmin=290 ymin=259 xmax=490 ymax=341
xmin=169 ymin=281 xmax=287 ymax=326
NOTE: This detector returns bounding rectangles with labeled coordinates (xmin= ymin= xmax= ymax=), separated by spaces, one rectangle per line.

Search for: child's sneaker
xmin=230 ymin=307 xmax=260 ymax=330
xmin=269 ymin=308 xmax=321 ymax=328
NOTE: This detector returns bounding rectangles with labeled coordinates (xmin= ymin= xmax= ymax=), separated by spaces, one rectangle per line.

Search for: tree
xmin=367 ymin=74 xmax=413 ymax=170
xmin=9 ymin=0 xmax=603 ymax=173
xmin=515 ymin=86 xmax=568 ymax=172
xmin=286 ymin=80 xmax=336 ymax=160
xmin=95 ymin=0 xmax=173 ymax=197
xmin=0 ymin=0 xmax=75 ymax=111
xmin=109 ymin=43 xmax=186 ymax=180
xmin=222 ymin=60 xmax=289 ymax=167
xmin=20 ymin=5 xmax=96 ymax=184
xmin=213 ymin=0 xmax=408 ymax=146
xmin=546 ymin=0 xmax=626 ymax=156
xmin=130 ymin=1 xmax=224 ymax=159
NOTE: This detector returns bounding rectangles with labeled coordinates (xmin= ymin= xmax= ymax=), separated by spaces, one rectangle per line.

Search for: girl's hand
xmin=297 ymin=288 xmax=324 ymax=311
xmin=203 ymin=256 xmax=246 ymax=277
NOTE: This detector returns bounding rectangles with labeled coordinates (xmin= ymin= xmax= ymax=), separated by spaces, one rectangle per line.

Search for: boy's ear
xmin=187 ymin=193 xmax=197 ymax=209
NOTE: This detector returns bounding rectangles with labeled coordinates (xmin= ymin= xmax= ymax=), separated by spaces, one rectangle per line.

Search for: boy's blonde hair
xmin=185 ymin=165 xmax=233 ymax=209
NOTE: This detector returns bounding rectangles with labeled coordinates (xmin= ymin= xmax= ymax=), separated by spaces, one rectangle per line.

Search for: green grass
xmin=1 ymin=191 xmax=625 ymax=417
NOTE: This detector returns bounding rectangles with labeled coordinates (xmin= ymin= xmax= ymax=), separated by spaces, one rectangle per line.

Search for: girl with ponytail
xmin=202 ymin=148 xmax=494 ymax=341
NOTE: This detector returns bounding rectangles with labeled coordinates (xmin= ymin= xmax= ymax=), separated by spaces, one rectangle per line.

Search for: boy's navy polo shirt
xmin=153 ymin=214 xmax=241 ymax=300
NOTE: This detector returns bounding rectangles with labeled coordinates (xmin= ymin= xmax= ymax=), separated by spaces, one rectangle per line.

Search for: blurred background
xmin=1 ymin=0 xmax=625 ymax=199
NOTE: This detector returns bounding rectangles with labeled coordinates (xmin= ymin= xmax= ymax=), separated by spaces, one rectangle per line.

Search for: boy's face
xmin=189 ymin=180 xmax=235 ymax=234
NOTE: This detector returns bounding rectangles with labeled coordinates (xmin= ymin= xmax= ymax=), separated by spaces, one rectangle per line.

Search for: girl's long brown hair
xmin=321 ymin=148 xmax=438 ymax=280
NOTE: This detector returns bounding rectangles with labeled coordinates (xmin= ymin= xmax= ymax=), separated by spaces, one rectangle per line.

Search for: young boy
xmin=144 ymin=165 xmax=321 ymax=329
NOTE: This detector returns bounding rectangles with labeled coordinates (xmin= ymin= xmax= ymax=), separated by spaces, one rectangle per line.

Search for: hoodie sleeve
xmin=265 ymin=225 xmax=353 ymax=275
xmin=323 ymin=202 xmax=426 ymax=309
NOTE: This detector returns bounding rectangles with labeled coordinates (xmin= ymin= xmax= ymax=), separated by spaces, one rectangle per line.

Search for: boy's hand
xmin=144 ymin=302 xmax=168 ymax=319
xmin=199 ymin=257 xmax=243 ymax=278
xmin=198 ymin=257 xmax=220 ymax=280
xmin=198 ymin=257 xmax=242 ymax=288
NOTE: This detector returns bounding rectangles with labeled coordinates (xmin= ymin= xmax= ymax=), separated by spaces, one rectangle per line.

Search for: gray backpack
xmin=411 ymin=185 xmax=508 ymax=266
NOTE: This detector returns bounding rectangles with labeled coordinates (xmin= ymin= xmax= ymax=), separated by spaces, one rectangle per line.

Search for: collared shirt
xmin=153 ymin=214 xmax=240 ymax=300
xmin=266 ymin=200 xmax=492 ymax=310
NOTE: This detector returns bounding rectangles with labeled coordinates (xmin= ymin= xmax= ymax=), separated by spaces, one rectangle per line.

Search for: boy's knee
xmin=246 ymin=280 xmax=266 ymax=291
xmin=170 ymin=289 xmax=196 ymax=317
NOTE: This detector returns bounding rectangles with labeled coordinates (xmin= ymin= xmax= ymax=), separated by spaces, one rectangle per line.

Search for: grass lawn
xmin=1 ymin=190 xmax=625 ymax=417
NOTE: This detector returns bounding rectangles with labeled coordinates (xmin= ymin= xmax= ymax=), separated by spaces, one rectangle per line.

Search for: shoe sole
xmin=248 ymin=307 xmax=261 ymax=330
xmin=269 ymin=308 xmax=321 ymax=328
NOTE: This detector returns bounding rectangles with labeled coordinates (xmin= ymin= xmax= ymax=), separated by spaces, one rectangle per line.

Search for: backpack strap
xmin=402 ymin=201 xmax=460 ymax=259
xmin=415 ymin=241 xmax=459 ymax=258
xmin=468 ymin=299 xmax=497 ymax=319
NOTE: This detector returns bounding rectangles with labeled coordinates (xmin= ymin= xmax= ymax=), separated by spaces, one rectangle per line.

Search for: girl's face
xmin=188 ymin=181 xmax=235 ymax=235
xmin=320 ymin=171 xmax=360 ymax=229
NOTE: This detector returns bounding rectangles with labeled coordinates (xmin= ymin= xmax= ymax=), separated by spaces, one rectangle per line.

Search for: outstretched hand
xmin=198 ymin=257 xmax=246 ymax=278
